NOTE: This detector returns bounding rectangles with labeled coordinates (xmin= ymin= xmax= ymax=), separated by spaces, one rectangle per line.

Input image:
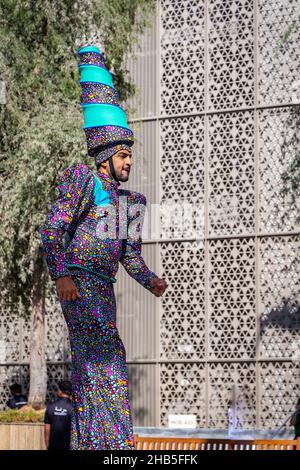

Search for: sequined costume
xmin=41 ymin=163 xmax=158 ymax=449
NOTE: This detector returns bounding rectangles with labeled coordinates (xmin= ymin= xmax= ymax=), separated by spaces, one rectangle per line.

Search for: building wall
xmin=119 ymin=0 xmax=300 ymax=429
xmin=1 ymin=0 xmax=299 ymax=430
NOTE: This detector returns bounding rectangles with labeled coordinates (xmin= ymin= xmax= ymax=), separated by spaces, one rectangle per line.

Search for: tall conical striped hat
xmin=77 ymin=45 xmax=134 ymax=164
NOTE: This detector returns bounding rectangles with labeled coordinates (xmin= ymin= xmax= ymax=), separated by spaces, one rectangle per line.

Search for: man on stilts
xmin=41 ymin=45 xmax=167 ymax=450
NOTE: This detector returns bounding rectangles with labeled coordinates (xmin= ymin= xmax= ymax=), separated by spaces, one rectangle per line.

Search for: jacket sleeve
xmin=40 ymin=163 xmax=94 ymax=280
xmin=119 ymin=192 xmax=158 ymax=291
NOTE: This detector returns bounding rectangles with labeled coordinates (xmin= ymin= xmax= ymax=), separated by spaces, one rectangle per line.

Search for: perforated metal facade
xmin=122 ymin=0 xmax=300 ymax=429
xmin=0 ymin=0 xmax=299 ymax=430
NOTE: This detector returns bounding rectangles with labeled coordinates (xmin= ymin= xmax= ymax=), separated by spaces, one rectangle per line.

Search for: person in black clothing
xmin=44 ymin=380 xmax=72 ymax=450
xmin=6 ymin=383 xmax=28 ymax=409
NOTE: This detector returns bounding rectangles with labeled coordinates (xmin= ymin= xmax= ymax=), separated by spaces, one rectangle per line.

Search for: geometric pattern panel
xmin=46 ymin=363 xmax=71 ymax=403
xmin=160 ymin=241 xmax=205 ymax=360
xmin=19 ymin=365 xmax=30 ymax=399
xmin=0 ymin=289 xmax=70 ymax=366
xmin=208 ymin=111 xmax=255 ymax=237
xmin=160 ymin=362 xmax=206 ymax=427
xmin=0 ymin=365 xmax=25 ymax=411
xmin=0 ymin=363 xmax=72 ymax=410
xmin=259 ymin=236 xmax=300 ymax=359
xmin=20 ymin=317 xmax=31 ymax=364
xmin=208 ymin=362 xmax=257 ymax=429
xmin=45 ymin=305 xmax=68 ymax=363
xmin=0 ymin=309 xmax=20 ymax=364
xmin=258 ymin=0 xmax=300 ymax=106
xmin=160 ymin=115 xmax=205 ymax=207
xmin=259 ymin=361 xmax=300 ymax=428
xmin=258 ymin=107 xmax=300 ymax=233
xmin=208 ymin=238 xmax=256 ymax=360
xmin=45 ymin=283 xmax=70 ymax=363
xmin=160 ymin=0 xmax=205 ymax=115
xmin=208 ymin=0 xmax=254 ymax=111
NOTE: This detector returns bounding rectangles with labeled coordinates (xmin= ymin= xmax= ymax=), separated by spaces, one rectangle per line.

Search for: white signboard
xmin=168 ymin=414 xmax=197 ymax=429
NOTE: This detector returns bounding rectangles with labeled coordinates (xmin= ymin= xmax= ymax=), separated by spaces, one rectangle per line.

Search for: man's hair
xmin=297 ymin=397 xmax=300 ymax=406
xmin=9 ymin=383 xmax=22 ymax=394
xmin=58 ymin=380 xmax=72 ymax=395
xmin=96 ymin=162 xmax=106 ymax=171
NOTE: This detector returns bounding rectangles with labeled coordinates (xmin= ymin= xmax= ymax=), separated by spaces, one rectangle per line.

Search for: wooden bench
xmin=133 ymin=434 xmax=300 ymax=450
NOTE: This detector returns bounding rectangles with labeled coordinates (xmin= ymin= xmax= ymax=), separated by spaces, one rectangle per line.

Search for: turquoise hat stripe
xmin=82 ymin=103 xmax=129 ymax=129
xmin=79 ymin=65 xmax=113 ymax=87
xmin=78 ymin=45 xmax=102 ymax=54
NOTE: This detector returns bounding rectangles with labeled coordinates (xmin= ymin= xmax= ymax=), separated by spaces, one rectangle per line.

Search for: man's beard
xmin=117 ymin=169 xmax=130 ymax=182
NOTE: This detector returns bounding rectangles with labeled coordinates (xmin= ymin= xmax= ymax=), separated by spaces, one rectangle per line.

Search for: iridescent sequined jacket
xmin=40 ymin=163 xmax=158 ymax=291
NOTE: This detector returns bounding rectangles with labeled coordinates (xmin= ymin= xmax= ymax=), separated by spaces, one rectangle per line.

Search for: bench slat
xmin=133 ymin=435 xmax=300 ymax=451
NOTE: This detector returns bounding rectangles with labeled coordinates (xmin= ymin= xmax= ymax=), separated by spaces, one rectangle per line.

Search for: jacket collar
xmin=96 ymin=171 xmax=120 ymax=190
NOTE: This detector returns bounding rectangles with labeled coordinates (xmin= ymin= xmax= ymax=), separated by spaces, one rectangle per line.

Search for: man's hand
xmin=55 ymin=276 xmax=82 ymax=301
xmin=150 ymin=277 xmax=168 ymax=297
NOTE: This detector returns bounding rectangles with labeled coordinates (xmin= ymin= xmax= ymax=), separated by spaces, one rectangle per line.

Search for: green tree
xmin=0 ymin=0 xmax=155 ymax=408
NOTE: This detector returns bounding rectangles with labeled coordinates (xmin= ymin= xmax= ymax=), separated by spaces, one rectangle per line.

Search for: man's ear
xmin=99 ymin=161 xmax=108 ymax=172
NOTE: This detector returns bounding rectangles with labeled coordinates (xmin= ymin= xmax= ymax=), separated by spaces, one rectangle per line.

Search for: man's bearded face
xmin=112 ymin=149 xmax=132 ymax=182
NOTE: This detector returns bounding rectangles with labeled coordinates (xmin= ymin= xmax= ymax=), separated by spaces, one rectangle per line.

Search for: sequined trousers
xmin=60 ymin=268 xmax=135 ymax=450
